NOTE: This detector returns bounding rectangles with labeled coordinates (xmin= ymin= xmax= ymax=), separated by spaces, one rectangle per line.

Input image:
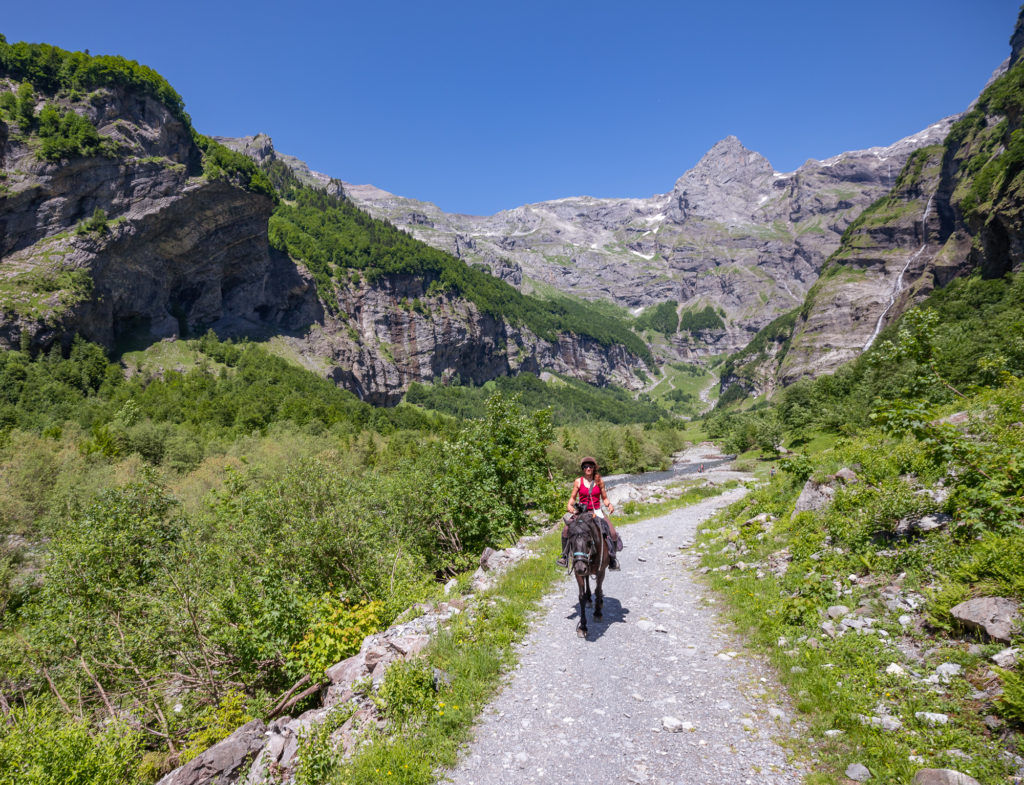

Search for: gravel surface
xmin=444 ymin=488 xmax=806 ymax=785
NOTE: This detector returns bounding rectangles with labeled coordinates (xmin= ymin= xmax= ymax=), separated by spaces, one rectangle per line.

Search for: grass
xmin=692 ymin=439 xmax=1020 ymax=784
xmin=120 ymin=340 xmax=228 ymax=376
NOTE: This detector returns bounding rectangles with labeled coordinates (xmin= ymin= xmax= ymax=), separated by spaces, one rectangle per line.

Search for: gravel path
xmin=444 ymin=488 xmax=805 ymax=785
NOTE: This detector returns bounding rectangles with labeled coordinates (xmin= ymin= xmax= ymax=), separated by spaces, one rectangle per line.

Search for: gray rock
xmin=915 ymin=711 xmax=949 ymax=726
xmin=910 ymin=769 xmax=980 ymax=785
xmin=834 ymin=468 xmax=859 ymax=484
xmin=934 ymin=663 xmax=962 ymax=683
xmin=158 ymin=719 xmax=266 ymax=785
xmin=894 ymin=513 xmax=952 ymax=537
xmin=950 ymin=596 xmax=1019 ymax=642
xmin=992 ymin=647 xmax=1019 ymax=668
xmin=827 ymin=605 xmax=850 ymax=619
xmin=846 ymin=762 xmax=871 ymax=781
xmin=792 ymin=480 xmax=836 ymax=517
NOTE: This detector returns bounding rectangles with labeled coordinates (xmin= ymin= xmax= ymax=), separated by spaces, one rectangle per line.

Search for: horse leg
xmin=576 ymin=575 xmax=587 ymax=638
xmin=594 ymin=567 xmax=605 ymax=619
xmin=584 ymin=575 xmax=592 ymax=606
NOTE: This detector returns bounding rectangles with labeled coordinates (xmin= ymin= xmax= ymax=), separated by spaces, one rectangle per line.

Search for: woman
xmin=559 ymin=456 xmax=620 ymax=570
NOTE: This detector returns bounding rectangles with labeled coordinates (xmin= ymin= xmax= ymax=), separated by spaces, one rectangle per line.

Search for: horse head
xmin=566 ymin=513 xmax=600 ymax=577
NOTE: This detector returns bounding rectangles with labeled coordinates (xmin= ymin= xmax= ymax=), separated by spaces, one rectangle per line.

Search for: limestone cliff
xmin=0 ymin=79 xmax=320 ymax=353
xmin=291 ymin=272 xmax=644 ymax=405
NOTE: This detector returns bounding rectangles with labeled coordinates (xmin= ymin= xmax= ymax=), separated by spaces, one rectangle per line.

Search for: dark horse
xmin=565 ymin=512 xmax=610 ymax=638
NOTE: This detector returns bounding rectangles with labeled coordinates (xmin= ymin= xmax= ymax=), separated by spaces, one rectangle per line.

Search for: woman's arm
xmin=599 ymin=479 xmax=615 ymax=514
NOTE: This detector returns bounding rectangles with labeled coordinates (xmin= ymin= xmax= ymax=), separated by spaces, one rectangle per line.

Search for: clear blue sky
xmin=4 ymin=1 xmax=1020 ymax=215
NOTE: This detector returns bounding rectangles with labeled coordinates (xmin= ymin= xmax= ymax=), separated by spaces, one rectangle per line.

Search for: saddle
xmin=571 ymin=511 xmax=622 ymax=555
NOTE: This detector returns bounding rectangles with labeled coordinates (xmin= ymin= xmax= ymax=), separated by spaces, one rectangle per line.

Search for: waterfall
xmin=862 ymin=194 xmax=933 ymax=352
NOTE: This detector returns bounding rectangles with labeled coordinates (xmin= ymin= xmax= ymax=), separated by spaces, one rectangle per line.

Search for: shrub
xmin=288 ymin=597 xmax=384 ymax=679
xmin=377 ymin=659 xmax=436 ymax=728
xmin=0 ymin=703 xmax=142 ymax=785
xmin=178 ymin=690 xmax=254 ymax=765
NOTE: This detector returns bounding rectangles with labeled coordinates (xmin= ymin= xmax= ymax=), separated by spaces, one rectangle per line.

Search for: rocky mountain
xmin=326 ymin=121 xmax=954 ymax=359
xmin=0 ymin=44 xmax=647 ymax=405
xmin=721 ymin=23 xmax=1024 ymax=397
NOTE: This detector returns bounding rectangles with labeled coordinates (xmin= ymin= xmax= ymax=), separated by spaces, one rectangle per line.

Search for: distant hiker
xmin=558 ymin=457 xmax=620 ymax=570
xmin=699 ymin=463 xmax=704 ymax=473
xmin=770 ymin=466 xmax=776 ymax=479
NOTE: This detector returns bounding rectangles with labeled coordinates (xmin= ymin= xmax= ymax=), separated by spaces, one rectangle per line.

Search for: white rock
xmin=846 ymin=763 xmax=872 ymax=781
xmin=992 ymin=647 xmax=1019 ymax=668
xmin=935 ymin=663 xmax=962 ymax=683
xmin=886 ymin=663 xmax=907 ymax=676
xmin=637 ymin=620 xmax=656 ymax=632
xmin=824 ymin=729 xmax=844 ymax=738
xmin=662 ymin=716 xmax=684 ymax=732
xmin=915 ymin=711 xmax=949 ymax=726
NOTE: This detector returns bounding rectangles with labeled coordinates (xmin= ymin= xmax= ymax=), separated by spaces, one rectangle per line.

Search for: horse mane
xmin=566 ymin=512 xmax=600 ymax=539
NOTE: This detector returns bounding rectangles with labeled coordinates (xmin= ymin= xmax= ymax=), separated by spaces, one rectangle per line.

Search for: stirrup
xmin=556 ymin=555 xmax=568 ymax=567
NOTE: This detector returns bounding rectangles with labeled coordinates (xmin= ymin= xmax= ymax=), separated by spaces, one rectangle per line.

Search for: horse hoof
xmin=577 ymin=628 xmax=587 ymax=638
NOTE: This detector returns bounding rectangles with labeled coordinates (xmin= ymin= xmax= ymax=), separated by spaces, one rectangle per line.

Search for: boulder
xmin=992 ymin=647 xmax=1019 ymax=668
xmin=846 ymin=763 xmax=871 ymax=781
xmin=326 ymin=652 xmax=368 ymax=686
xmin=911 ymin=770 xmax=980 ymax=785
xmin=949 ymin=597 xmax=1019 ymax=642
xmin=158 ymin=719 xmax=266 ymax=785
xmin=791 ymin=479 xmax=835 ymax=518
xmin=833 ymin=468 xmax=859 ymax=484
xmin=606 ymin=483 xmax=642 ymax=507
xmin=893 ymin=513 xmax=952 ymax=537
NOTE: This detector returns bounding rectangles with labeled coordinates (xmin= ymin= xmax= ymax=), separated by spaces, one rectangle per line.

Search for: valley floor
xmin=444 ymin=488 xmax=806 ymax=785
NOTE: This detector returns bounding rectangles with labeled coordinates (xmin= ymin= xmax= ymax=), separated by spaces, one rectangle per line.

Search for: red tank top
xmin=578 ymin=479 xmax=601 ymax=510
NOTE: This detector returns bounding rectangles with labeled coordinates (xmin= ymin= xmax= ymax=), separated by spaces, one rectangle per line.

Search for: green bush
xmin=635 ymin=300 xmax=679 ymax=335
xmin=0 ymin=703 xmax=142 ymax=785
xmin=37 ymin=103 xmax=103 ymax=160
xmin=377 ymin=659 xmax=437 ymax=728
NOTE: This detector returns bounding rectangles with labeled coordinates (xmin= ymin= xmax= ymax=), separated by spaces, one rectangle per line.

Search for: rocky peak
xmin=215 ymin=134 xmax=345 ymax=198
xmin=668 ymin=136 xmax=775 ymax=223
xmin=1012 ymin=10 xmax=1024 ymax=66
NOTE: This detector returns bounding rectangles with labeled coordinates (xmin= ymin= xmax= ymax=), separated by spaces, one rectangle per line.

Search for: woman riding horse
xmin=558 ymin=457 xmax=620 ymax=570
xmin=564 ymin=510 xmax=610 ymax=637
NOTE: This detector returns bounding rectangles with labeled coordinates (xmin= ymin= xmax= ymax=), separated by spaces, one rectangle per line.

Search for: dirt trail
xmin=444 ymin=487 xmax=804 ymax=785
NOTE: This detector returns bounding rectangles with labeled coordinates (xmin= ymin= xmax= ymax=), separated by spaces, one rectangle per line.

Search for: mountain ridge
xmin=224 ymin=117 xmax=955 ymax=366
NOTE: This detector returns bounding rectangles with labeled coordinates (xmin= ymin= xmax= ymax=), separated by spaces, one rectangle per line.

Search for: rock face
xmin=0 ymin=81 xmax=320 ymax=354
xmin=156 ymin=719 xmax=266 ymax=785
xmin=329 ymin=124 xmax=953 ymax=361
xmin=285 ymin=271 xmax=644 ymax=405
xmin=1 ymin=80 xmax=645 ymax=401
